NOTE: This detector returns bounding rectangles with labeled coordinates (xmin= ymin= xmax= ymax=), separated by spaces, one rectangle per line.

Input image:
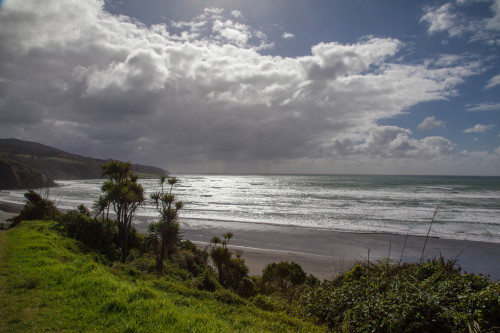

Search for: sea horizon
xmin=172 ymin=171 xmax=500 ymax=178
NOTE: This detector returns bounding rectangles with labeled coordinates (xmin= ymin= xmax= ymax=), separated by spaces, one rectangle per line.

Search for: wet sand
xmin=0 ymin=202 xmax=20 ymax=230
xmin=177 ymin=218 xmax=500 ymax=280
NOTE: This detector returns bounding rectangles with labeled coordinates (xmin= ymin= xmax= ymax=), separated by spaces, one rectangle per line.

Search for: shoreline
xmin=0 ymin=202 xmax=21 ymax=230
xmin=2 ymin=200 xmax=499 ymax=280
xmin=174 ymin=218 xmax=500 ymax=280
xmin=192 ymin=241 xmax=353 ymax=280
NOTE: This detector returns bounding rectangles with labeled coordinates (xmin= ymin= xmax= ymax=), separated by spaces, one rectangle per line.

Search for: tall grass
xmin=420 ymin=204 xmax=441 ymax=264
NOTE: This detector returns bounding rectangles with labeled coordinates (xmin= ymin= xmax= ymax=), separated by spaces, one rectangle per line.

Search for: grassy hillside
xmin=0 ymin=139 xmax=168 ymax=189
xmin=0 ymin=220 xmax=324 ymax=332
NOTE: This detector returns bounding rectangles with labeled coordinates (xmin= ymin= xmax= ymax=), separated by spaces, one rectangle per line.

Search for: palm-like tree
xmin=92 ymin=195 xmax=109 ymax=220
xmin=148 ymin=176 xmax=183 ymax=275
xmin=99 ymin=161 xmax=145 ymax=262
xmin=209 ymin=232 xmax=233 ymax=284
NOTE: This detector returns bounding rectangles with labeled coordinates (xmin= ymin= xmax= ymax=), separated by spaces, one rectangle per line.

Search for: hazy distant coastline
xmin=0 ymin=139 xmax=168 ymax=190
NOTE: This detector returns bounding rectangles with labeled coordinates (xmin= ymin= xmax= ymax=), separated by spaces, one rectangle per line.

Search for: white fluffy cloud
xmin=0 ymin=0 xmax=492 ymax=173
xmin=169 ymin=7 xmax=272 ymax=50
xmin=418 ymin=116 xmax=446 ymax=130
xmin=463 ymin=124 xmax=495 ymax=132
xmin=353 ymin=127 xmax=454 ymax=158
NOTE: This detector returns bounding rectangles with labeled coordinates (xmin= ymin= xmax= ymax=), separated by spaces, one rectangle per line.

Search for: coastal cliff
xmin=0 ymin=139 xmax=168 ymax=189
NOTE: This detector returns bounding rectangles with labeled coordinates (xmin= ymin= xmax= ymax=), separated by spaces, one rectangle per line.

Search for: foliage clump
xmin=261 ymin=261 xmax=307 ymax=294
xmin=209 ymin=232 xmax=254 ymax=297
xmin=299 ymin=258 xmax=500 ymax=332
xmin=9 ymin=189 xmax=60 ymax=228
xmin=255 ymin=261 xmax=319 ymax=314
xmin=56 ymin=204 xmax=119 ymax=259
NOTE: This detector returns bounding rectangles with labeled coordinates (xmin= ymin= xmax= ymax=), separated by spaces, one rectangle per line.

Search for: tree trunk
xmin=157 ymin=242 xmax=166 ymax=275
xmin=118 ymin=223 xmax=126 ymax=262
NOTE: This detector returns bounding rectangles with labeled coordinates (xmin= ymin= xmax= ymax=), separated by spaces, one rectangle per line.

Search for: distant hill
xmin=0 ymin=138 xmax=168 ymax=189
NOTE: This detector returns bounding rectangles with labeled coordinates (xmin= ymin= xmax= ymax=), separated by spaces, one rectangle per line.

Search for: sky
xmin=0 ymin=0 xmax=499 ymax=175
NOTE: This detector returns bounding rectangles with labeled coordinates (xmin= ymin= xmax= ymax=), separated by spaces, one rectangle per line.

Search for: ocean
xmin=1 ymin=174 xmax=499 ymax=244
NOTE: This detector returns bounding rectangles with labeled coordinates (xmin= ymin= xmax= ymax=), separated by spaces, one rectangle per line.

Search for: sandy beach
xmin=0 ymin=211 xmax=16 ymax=230
xmin=2 ymin=201 xmax=499 ymax=281
xmin=177 ymin=218 xmax=500 ymax=280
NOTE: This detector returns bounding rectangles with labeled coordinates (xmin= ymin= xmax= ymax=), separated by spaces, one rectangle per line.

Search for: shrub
xmin=56 ymin=209 xmax=118 ymax=259
xmin=252 ymin=294 xmax=277 ymax=311
xmin=173 ymin=250 xmax=207 ymax=277
xmin=238 ymin=277 xmax=257 ymax=298
xmin=195 ymin=271 xmax=217 ymax=292
xmin=298 ymin=258 xmax=500 ymax=332
xmin=209 ymin=233 xmax=250 ymax=291
xmin=305 ymin=273 xmax=320 ymax=287
xmin=261 ymin=261 xmax=307 ymax=294
xmin=9 ymin=190 xmax=61 ymax=228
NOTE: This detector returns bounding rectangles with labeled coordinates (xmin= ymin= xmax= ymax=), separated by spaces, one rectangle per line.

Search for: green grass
xmin=0 ymin=220 xmax=324 ymax=332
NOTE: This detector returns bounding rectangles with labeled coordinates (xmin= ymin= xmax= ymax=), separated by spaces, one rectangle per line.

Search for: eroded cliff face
xmin=0 ymin=159 xmax=55 ymax=190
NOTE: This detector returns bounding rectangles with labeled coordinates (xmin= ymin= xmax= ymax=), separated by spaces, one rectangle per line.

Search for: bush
xmin=238 ymin=277 xmax=257 ymax=298
xmin=128 ymin=253 xmax=157 ymax=274
xmin=56 ymin=209 xmax=118 ymax=259
xmin=261 ymin=261 xmax=307 ymax=294
xmin=9 ymin=190 xmax=61 ymax=228
xmin=224 ymin=257 xmax=249 ymax=290
xmin=209 ymin=233 xmax=249 ymax=291
xmin=173 ymin=250 xmax=207 ymax=277
xmin=252 ymin=294 xmax=277 ymax=311
xmin=174 ymin=241 xmax=209 ymax=277
xmin=126 ymin=227 xmax=144 ymax=253
xmin=196 ymin=272 xmax=217 ymax=292
xmin=305 ymin=273 xmax=320 ymax=287
xmin=298 ymin=258 xmax=500 ymax=332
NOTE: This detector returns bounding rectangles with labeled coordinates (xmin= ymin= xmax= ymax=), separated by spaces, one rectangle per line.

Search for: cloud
xmin=463 ymin=124 xmax=495 ymax=133
xmin=231 ymin=10 xmax=243 ymax=19
xmin=417 ymin=116 xmax=446 ymax=130
xmin=0 ymin=0 xmax=488 ymax=173
xmin=420 ymin=3 xmax=465 ymax=37
xmin=282 ymin=32 xmax=295 ymax=39
xmin=420 ymin=0 xmax=500 ymax=43
xmin=465 ymin=102 xmax=500 ymax=111
xmin=485 ymin=0 xmax=500 ymax=30
xmin=169 ymin=7 xmax=272 ymax=50
xmin=485 ymin=73 xmax=500 ymax=88
xmin=353 ymin=127 xmax=455 ymax=158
